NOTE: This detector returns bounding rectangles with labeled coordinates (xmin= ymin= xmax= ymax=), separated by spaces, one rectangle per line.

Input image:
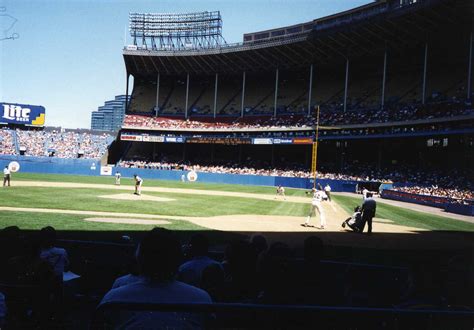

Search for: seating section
xmin=123 ymin=99 xmax=474 ymax=130
xmin=1 ymin=227 xmax=471 ymax=328
xmin=0 ymin=129 xmax=15 ymax=155
xmin=10 ymin=129 xmax=113 ymax=159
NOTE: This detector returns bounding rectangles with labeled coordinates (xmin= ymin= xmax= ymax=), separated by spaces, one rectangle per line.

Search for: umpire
xmin=361 ymin=192 xmax=376 ymax=234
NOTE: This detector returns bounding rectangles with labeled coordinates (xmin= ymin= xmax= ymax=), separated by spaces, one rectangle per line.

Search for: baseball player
xmin=303 ymin=188 xmax=326 ymax=229
xmin=133 ymin=174 xmax=143 ymax=195
xmin=362 ymin=188 xmax=369 ymax=200
xmin=275 ymin=185 xmax=286 ymax=200
xmin=324 ymin=184 xmax=332 ymax=201
xmin=3 ymin=166 xmax=11 ymax=187
xmin=341 ymin=206 xmax=363 ymax=232
xmin=115 ymin=171 xmax=121 ymax=185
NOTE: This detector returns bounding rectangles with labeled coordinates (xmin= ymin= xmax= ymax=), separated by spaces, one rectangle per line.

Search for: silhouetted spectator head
xmin=0 ymin=226 xmax=21 ymax=243
xmin=189 ymin=234 xmax=209 ymax=257
xmin=304 ymin=236 xmax=324 ymax=263
xmin=39 ymin=226 xmax=57 ymax=248
xmin=250 ymin=234 xmax=268 ymax=255
xmin=262 ymin=242 xmax=293 ymax=278
xmin=136 ymin=228 xmax=182 ymax=281
xmin=0 ymin=226 xmax=22 ymax=263
xmin=201 ymin=263 xmax=225 ymax=292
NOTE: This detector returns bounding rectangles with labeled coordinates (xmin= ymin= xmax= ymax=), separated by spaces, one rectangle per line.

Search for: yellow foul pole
xmin=311 ymin=106 xmax=320 ymax=189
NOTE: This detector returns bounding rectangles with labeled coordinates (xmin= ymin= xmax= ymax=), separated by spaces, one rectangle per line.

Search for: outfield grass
xmin=0 ymin=186 xmax=309 ymax=217
xmin=12 ymin=172 xmax=309 ymax=196
xmin=332 ymin=195 xmax=474 ymax=232
xmin=2 ymin=172 xmax=473 ymax=232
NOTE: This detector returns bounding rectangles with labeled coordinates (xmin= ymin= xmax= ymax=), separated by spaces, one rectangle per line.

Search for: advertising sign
xmin=292 ymin=137 xmax=313 ymax=144
xmin=0 ymin=103 xmax=46 ymax=126
xmin=252 ymin=138 xmax=273 ymax=145
xmin=100 ymin=166 xmax=113 ymax=176
xmin=120 ymin=134 xmax=143 ymax=141
xmin=165 ymin=136 xmax=184 ymax=143
xmin=273 ymin=138 xmax=293 ymax=144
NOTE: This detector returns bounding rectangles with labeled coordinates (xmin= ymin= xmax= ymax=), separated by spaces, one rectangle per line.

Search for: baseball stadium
xmin=0 ymin=0 xmax=473 ymax=328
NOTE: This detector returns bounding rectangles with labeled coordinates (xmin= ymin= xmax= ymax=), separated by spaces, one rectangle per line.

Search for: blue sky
xmin=1 ymin=0 xmax=368 ymax=128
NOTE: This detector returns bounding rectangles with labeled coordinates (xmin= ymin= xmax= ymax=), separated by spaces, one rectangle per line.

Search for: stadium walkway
xmin=336 ymin=192 xmax=474 ymax=224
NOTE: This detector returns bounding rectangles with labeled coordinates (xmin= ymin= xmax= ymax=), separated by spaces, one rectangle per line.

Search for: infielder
xmin=133 ymin=174 xmax=143 ymax=195
xmin=115 ymin=172 xmax=121 ymax=185
xmin=275 ymin=185 xmax=286 ymax=200
xmin=3 ymin=166 xmax=11 ymax=187
xmin=304 ymin=188 xmax=326 ymax=229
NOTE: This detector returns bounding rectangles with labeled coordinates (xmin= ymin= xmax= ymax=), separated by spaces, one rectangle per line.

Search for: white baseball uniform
xmin=305 ymin=190 xmax=326 ymax=228
xmin=135 ymin=176 xmax=143 ymax=195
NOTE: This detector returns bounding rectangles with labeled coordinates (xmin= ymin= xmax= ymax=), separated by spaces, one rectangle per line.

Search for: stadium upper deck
xmin=123 ymin=0 xmax=473 ymax=76
xmin=121 ymin=0 xmax=473 ymax=124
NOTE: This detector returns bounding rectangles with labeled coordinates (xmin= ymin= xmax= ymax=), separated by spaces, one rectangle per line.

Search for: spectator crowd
xmin=4 ymin=129 xmax=113 ymax=159
xmin=123 ymin=101 xmax=474 ymax=130
xmin=2 ymin=226 xmax=465 ymax=328
xmin=0 ymin=129 xmax=15 ymax=155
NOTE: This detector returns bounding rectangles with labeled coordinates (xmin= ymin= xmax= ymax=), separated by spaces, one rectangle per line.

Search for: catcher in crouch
xmin=303 ymin=188 xmax=327 ymax=229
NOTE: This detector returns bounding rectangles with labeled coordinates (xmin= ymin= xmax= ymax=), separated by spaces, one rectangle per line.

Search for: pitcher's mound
xmin=84 ymin=217 xmax=171 ymax=225
xmin=98 ymin=193 xmax=175 ymax=202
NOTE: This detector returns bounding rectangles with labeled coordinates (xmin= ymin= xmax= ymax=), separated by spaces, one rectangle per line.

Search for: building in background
xmin=91 ymin=95 xmax=129 ymax=132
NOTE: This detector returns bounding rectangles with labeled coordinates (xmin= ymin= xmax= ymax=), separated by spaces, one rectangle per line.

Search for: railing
xmin=92 ymin=301 xmax=474 ymax=329
xmin=124 ymin=32 xmax=309 ymax=55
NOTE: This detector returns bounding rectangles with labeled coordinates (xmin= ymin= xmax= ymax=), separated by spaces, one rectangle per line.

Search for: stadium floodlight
xmin=129 ymin=11 xmax=225 ymax=51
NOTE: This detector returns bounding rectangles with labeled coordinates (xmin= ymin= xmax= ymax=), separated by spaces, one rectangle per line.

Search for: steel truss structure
xmin=129 ymin=11 xmax=225 ymax=51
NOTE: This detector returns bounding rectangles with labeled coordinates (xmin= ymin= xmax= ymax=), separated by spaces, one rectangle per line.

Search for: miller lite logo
xmin=2 ymin=104 xmax=31 ymax=122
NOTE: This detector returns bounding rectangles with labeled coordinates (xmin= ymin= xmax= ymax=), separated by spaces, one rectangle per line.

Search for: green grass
xmin=0 ymin=211 xmax=204 ymax=231
xmin=3 ymin=172 xmax=473 ymax=233
xmin=332 ymin=195 xmax=474 ymax=232
xmin=12 ymin=172 xmax=309 ymax=196
xmin=0 ymin=186 xmax=309 ymax=217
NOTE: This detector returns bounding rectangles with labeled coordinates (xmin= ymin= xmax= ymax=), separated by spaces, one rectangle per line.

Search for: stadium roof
xmin=123 ymin=0 xmax=473 ymax=77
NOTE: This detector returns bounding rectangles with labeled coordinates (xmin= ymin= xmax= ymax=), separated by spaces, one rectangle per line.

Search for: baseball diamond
xmin=1 ymin=0 xmax=473 ymax=328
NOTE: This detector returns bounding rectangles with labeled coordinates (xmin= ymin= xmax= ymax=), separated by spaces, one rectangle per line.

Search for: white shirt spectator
xmin=3 ymin=167 xmax=10 ymax=176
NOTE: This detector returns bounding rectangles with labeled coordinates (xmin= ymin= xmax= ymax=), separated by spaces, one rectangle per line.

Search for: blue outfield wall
xmin=115 ymin=167 xmax=359 ymax=192
xmin=0 ymin=155 xmax=360 ymax=192
xmin=0 ymin=155 xmax=101 ymax=176
xmin=381 ymin=190 xmax=474 ymax=216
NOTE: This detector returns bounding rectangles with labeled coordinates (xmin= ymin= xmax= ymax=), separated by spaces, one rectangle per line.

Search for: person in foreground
xmin=99 ymin=228 xmax=212 ymax=329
